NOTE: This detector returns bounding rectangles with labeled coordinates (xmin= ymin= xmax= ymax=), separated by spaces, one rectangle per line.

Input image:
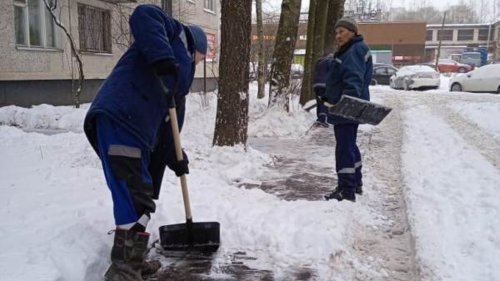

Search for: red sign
xmin=206 ymin=33 xmax=217 ymax=61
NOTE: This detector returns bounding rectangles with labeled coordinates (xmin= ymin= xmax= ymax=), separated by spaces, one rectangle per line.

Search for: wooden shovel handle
xmin=168 ymin=107 xmax=193 ymax=221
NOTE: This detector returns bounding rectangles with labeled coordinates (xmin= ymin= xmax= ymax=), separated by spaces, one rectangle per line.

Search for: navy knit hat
xmin=187 ymin=25 xmax=207 ymax=55
xmin=335 ymin=17 xmax=358 ymax=35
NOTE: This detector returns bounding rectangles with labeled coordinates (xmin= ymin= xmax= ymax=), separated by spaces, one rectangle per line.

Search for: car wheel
xmin=497 ymin=86 xmax=500 ymax=95
xmin=457 ymin=67 xmax=467 ymax=73
xmin=451 ymin=83 xmax=462 ymax=92
xmin=370 ymin=79 xmax=378 ymax=86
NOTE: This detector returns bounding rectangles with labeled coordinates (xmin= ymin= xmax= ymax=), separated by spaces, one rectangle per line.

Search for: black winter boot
xmin=355 ymin=185 xmax=363 ymax=195
xmin=331 ymin=185 xmax=363 ymax=196
xmin=104 ymin=229 xmax=160 ymax=281
xmin=324 ymin=189 xmax=356 ymax=202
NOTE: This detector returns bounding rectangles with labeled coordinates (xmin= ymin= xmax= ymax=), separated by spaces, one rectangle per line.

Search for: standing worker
xmin=83 ymin=4 xmax=207 ymax=280
xmin=323 ymin=18 xmax=373 ymax=202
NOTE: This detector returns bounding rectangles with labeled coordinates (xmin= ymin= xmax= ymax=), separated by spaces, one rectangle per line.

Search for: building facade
xmin=425 ymin=21 xmax=500 ymax=62
xmin=251 ymin=21 xmax=427 ymax=67
xmin=0 ymin=0 xmax=220 ymax=107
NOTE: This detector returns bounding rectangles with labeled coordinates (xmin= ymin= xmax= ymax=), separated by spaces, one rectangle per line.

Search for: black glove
xmin=153 ymin=59 xmax=178 ymax=77
xmin=170 ymin=159 xmax=189 ymax=177
xmin=319 ymin=96 xmax=330 ymax=105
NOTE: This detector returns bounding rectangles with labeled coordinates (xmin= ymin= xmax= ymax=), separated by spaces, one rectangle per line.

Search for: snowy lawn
xmin=0 ymin=83 xmax=381 ymax=281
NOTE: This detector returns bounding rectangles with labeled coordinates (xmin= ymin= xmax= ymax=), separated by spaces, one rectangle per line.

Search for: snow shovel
xmin=156 ymin=77 xmax=220 ymax=253
xmin=324 ymin=95 xmax=392 ymax=126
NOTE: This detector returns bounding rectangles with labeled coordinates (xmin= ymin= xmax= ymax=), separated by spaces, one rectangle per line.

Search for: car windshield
xmin=398 ymin=65 xmax=436 ymax=75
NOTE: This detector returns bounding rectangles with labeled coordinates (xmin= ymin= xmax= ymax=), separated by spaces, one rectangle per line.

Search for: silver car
xmin=449 ymin=64 xmax=500 ymax=94
xmin=390 ymin=65 xmax=440 ymax=91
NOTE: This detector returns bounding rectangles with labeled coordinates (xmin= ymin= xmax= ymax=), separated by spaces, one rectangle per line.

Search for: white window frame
xmin=204 ymin=0 xmax=215 ymax=13
xmin=14 ymin=0 xmax=58 ymax=49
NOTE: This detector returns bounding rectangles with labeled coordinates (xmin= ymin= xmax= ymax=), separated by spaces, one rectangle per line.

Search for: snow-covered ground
xmin=371 ymin=80 xmax=500 ymax=281
xmin=0 ymin=84 xmax=376 ymax=281
xmin=402 ymin=103 xmax=500 ymax=281
xmin=449 ymin=102 xmax=500 ymax=140
xmin=1 ymin=80 xmax=500 ymax=281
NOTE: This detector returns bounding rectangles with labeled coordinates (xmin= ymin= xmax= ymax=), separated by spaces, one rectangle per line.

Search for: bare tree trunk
xmin=43 ymin=0 xmax=84 ymax=108
xmin=299 ymin=0 xmax=317 ymax=106
xmin=268 ymin=0 xmax=302 ymax=111
xmin=213 ymin=0 xmax=252 ymax=147
xmin=323 ymin=0 xmax=346 ymax=55
xmin=256 ymin=0 xmax=266 ymax=99
xmin=311 ymin=0 xmax=329 ymax=71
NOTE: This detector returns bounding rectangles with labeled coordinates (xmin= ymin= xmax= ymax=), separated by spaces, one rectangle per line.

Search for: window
xmin=374 ymin=68 xmax=387 ymax=75
xmin=204 ymin=0 xmax=214 ymax=12
xmin=426 ymin=30 xmax=433 ymax=41
xmin=457 ymin=29 xmax=474 ymax=41
xmin=478 ymin=28 xmax=493 ymax=41
xmin=14 ymin=0 xmax=56 ymax=48
xmin=437 ymin=29 xmax=453 ymax=41
xmin=387 ymin=67 xmax=397 ymax=75
xmin=78 ymin=4 xmax=111 ymax=53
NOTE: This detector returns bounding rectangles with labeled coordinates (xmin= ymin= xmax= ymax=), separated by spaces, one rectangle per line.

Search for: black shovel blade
xmin=159 ymin=221 xmax=220 ymax=253
xmin=328 ymin=95 xmax=392 ymax=125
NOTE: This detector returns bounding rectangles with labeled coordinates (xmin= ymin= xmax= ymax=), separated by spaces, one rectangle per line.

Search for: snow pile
xmin=439 ymin=74 xmax=451 ymax=91
xmin=248 ymin=82 xmax=315 ymax=138
xmin=0 ymin=104 xmax=88 ymax=133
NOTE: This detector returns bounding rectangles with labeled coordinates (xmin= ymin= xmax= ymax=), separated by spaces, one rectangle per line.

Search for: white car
xmin=449 ymin=64 xmax=500 ymax=94
xmin=291 ymin=63 xmax=304 ymax=79
xmin=390 ymin=65 xmax=440 ymax=90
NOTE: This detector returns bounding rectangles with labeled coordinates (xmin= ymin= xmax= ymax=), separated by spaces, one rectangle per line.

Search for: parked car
xmin=449 ymin=64 xmax=500 ymax=94
xmin=390 ymin=65 xmax=440 ymax=90
xmin=461 ymin=51 xmax=485 ymax=68
xmin=425 ymin=59 xmax=471 ymax=73
xmin=291 ymin=63 xmax=304 ymax=79
xmin=371 ymin=63 xmax=398 ymax=85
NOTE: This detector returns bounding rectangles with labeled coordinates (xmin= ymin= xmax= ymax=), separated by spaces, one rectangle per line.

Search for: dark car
xmin=371 ymin=63 xmax=398 ymax=85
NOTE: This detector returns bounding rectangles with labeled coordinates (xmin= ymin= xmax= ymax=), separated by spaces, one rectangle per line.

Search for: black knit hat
xmin=335 ymin=17 xmax=358 ymax=34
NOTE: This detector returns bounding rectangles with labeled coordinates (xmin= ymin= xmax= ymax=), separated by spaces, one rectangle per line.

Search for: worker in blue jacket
xmin=83 ymin=5 xmax=207 ymax=280
xmin=323 ymin=17 xmax=373 ymax=203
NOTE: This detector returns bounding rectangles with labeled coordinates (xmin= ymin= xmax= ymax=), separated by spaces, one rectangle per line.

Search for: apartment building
xmin=0 ymin=0 xmax=220 ymax=107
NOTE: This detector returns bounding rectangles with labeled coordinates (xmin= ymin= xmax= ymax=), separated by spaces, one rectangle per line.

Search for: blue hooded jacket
xmin=83 ymin=5 xmax=198 ymax=194
xmin=325 ymin=35 xmax=373 ymax=124
xmin=84 ymin=4 xmax=196 ymax=152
